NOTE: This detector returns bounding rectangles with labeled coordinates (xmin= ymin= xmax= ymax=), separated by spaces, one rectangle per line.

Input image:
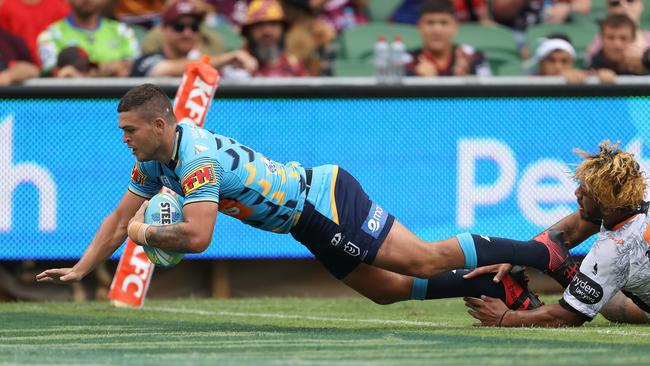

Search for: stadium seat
xmin=332 ymin=59 xmax=374 ymax=76
xmin=494 ymin=59 xmax=526 ymax=76
xmin=367 ymin=0 xmax=403 ymax=21
xmin=340 ymin=22 xmax=420 ymax=60
xmin=209 ymin=24 xmax=244 ymax=52
xmin=455 ymin=23 xmax=518 ymax=56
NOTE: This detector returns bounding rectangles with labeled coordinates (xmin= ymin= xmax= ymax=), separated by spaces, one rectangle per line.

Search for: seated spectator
xmin=204 ymin=0 xmax=250 ymax=26
xmin=590 ymin=13 xmax=649 ymax=75
xmin=586 ymin=0 xmax=650 ymax=66
xmin=533 ymin=35 xmax=614 ymax=84
xmin=238 ymin=0 xmax=308 ymax=77
xmin=130 ymin=0 xmax=257 ymax=77
xmin=391 ymin=0 xmax=493 ymax=25
xmin=0 ymin=0 xmax=70 ymax=67
xmin=37 ymin=0 xmax=140 ymax=77
xmin=140 ymin=0 xmax=225 ymax=56
xmin=405 ymin=0 xmax=491 ymax=77
xmin=52 ymin=46 xmax=99 ymax=78
xmin=307 ymin=0 xmax=369 ymax=32
xmin=283 ymin=0 xmax=337 ymax=76
xmin=0 ymin=28 xmax=39 ymax=85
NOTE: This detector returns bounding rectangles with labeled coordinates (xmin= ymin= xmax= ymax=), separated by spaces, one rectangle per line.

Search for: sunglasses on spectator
xmin=171 ymin=21 xmax=200 ymax=32
xmin=608 ymin=0 xmax=637 ymax=6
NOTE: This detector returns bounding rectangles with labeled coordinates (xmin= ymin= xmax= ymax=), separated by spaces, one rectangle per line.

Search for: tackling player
xmin=466 ymin=141 xmax=650 ymax=326
xmin=36 ymin=84 xmax=583 ymax=308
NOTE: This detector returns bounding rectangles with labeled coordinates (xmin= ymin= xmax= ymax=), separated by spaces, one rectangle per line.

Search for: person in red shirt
xmin=0 ymin=28 xmax=39 ymax=85
xmin=0 ymin=0 xmax=70 ymax=67
xmin=406 ymin=0 xmax=491 ymax=77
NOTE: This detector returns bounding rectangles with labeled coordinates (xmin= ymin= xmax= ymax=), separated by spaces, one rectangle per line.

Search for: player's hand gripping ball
xmin=143 ymin=192 xmax=185 ymax=267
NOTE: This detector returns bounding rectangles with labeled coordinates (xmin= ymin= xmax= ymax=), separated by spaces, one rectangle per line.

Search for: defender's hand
xmin=465 ymin=295 xmax=510 ymax=327
xmin=36 ymin=268 xmax=83 ymax=284
xmin=463 ymin=264 xmax=513 ymax=283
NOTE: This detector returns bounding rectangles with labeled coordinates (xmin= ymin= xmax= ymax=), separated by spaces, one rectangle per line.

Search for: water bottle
xmin=389 ymin=35 xmax=406 ymax=84
xmin=373 ymin=35 xmax=389 ymax=84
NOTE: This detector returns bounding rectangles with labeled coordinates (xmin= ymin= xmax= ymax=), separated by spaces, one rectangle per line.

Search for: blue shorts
xmin=290 ymin=168 xmax=395 ymax=279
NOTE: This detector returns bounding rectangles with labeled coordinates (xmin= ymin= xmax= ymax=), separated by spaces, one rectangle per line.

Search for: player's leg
xmin=340 ymin=263 xmax=541 ymax=310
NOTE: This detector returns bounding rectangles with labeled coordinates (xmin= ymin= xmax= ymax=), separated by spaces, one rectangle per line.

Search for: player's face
xmin=602 ymin=25 xmax=635 ymax=64
xmin=539 ymin=50 xmax=574 ymax=75
xmin=417 ymin=13 xmax=457 ymax=53
xmin=118 ymin=111 xmax=159 ymax=161
xmin=575 ymin=185 xmax=603 ymax=221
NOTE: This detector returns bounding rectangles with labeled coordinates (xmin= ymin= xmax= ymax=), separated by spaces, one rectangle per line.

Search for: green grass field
xmin=1 ymin=297 xmax=649 ymax=365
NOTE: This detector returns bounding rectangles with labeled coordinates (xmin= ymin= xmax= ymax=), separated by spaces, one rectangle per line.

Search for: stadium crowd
xmin=1 ymin=0 xmax=650 ymax=85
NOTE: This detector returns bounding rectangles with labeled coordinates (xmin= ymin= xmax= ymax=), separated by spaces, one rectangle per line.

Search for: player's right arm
xmin=36 ymin=190 xmax=146 ymax=284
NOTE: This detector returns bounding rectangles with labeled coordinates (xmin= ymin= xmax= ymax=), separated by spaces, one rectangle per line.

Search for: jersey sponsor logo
xmin=218 ymin=199 xmax=253 ymax=220
xmin=131 ymin=164 xmax=146 ymax=185
xmin=181 ymin=163 xmax=217 ymax=195
xmin=568 ymin=272 xmax=603 ymax=305
xmin=362 ymin=202 xmax=388 ymax=239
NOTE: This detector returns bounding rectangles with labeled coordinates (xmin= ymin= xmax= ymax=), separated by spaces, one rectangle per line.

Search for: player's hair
xmin=117 ymin=84 xmax=176 ymax=124
xmin=420 ymin=0 xmax=456 ymax=17
xmin=600 ymin=14 xmax=637 ymax=39
xmin=573 ymin=140 xmax=646 ymax=210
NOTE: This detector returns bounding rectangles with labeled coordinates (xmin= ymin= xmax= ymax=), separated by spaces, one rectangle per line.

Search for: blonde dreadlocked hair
xmin=573 ymin=140 xmax=646 ymax=210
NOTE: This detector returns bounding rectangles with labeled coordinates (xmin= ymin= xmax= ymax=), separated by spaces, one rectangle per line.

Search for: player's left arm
xmin=465 ymin=296 xmax=586 ymax=327
xmin=130 ymin=200 xmax=218 ymax=253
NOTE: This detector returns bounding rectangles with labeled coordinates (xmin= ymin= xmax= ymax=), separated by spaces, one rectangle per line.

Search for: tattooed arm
xmin=600 ymin=292 xmax=650 ymax=324
xmin=129 ymin=200 xmax=219 ymax=253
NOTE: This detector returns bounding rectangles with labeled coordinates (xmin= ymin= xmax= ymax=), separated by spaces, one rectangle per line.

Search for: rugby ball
xmin=143 ymin=192 xmax=184 ymax=268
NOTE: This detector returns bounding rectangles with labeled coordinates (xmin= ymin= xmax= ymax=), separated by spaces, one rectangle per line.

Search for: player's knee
xmin=363 ymin=276 xmax=410 ymax=305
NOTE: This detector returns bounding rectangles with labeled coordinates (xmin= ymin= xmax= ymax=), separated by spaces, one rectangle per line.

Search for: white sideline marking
xmin=147 ymin=306 xmax=650 ymax=336
xmin=148 ymin=306 xmax=458 ymax=327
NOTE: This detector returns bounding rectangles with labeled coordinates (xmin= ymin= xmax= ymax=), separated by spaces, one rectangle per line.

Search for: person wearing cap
xmin=52 ymin=46 xmax=99 ymax=78
xmin=130 ymin=0 xmax=257 ymax=77
xmin=36 ymin=0 xmax=140 ymax=77
xmin=0 ymin=28 xmax=39 ymax=85
xmin=239 ymin=0 xmax=308 ymax=77
xmin=405 ymin=0 xmax=491 ymax=77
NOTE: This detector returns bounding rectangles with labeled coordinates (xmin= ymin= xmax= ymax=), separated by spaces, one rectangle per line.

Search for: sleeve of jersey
xmin=560 ymin=238 xmax=630 ymax=319
xmin=179 ymin=157 xmax=223 ymax=204
xmin=127 ymin=162 xmax=161 ymax=198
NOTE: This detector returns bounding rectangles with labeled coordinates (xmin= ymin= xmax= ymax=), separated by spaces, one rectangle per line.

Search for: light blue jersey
xmin=129 ymin=123 xmax=323 ymax=233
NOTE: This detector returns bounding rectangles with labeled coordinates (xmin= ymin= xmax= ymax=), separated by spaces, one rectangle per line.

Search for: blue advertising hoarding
xmin=0 ymin=97 xmax=648 ymax=259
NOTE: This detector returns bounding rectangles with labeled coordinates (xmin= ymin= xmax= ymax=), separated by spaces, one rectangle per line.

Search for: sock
xmin=456 ymin=233 xmax=550 ymax=270
xmin=410 ymin=270 xmax=538 ymax=310
xmin=411 ymin=269 xmax=504 ymax=300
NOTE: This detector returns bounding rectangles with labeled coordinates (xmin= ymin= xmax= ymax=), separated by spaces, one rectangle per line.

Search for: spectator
xmin=533 ymin=35 xmax=614 ymax=84
xmin=391 ymin=0 xmax=493 ymax=25
xmin=239 ymin=0 xmax=308 ymax=77
xmin=203 ymin=0 xmax=250 ymax=26
xmin=130 ymin=0 xmax=257 ymax=77
xmin=0 ymin=0 xmax=70 ymax=67
xmin=0 ymin=28 xmax=39 ymax=85
xmin=283 ymin=0 xmax=337 ymax=76
xmin=52 ymin=46 xmax=99 ymax=78
xmin=307 ymin=0 xmax=369 ymax=32
xmin=586 ymin=0 xmax=650 ymax=66
xmin=406 ymin=0 xmax=491 ymax=77
xmin=590 ymin=14 xmax=649 ymax=75
xmin=140 ymin=0 xmax=225 ymax=56
xmin=37 ymin=0 xmax=140 ymax=77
